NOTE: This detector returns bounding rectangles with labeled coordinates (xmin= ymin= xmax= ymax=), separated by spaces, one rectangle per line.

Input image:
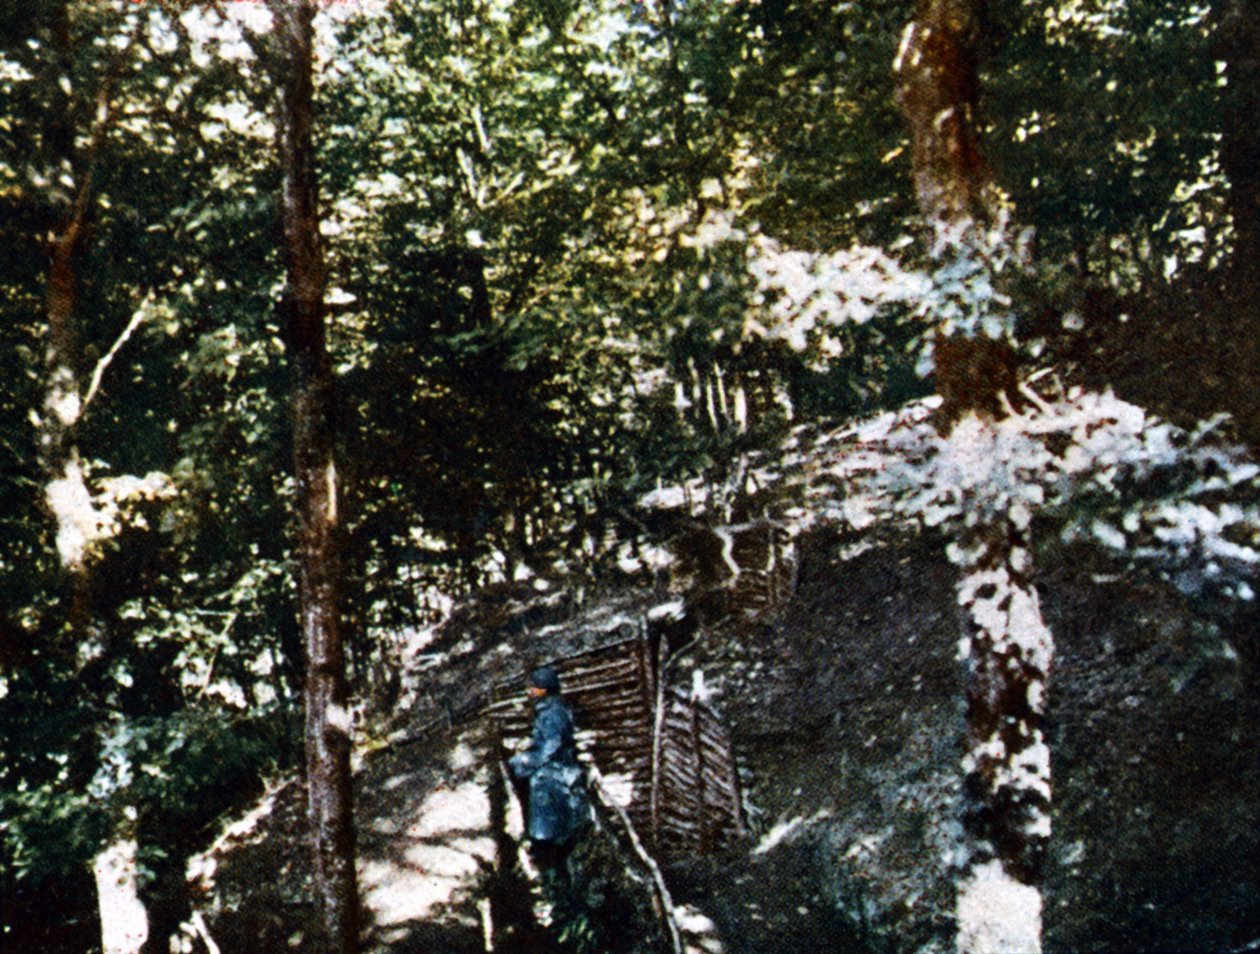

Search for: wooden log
xmin=578 ymin=696 xmax=652 ymax=719
xmin=565 ymin=674 xmax=645 ymax=696
xmin=659 ymin=766 xmax=700 ymax=790
xmin=559 ymin=655 xmax=641 ymax=683
xmin=553 ymin=639 xmax=636 ymax=666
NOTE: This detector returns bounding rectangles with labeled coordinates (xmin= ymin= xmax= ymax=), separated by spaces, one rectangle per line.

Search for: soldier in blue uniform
xmin=509 ymin=665 xmax=591 ymax=929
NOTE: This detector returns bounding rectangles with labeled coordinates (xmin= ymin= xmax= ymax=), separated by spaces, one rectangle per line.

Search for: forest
xmin=2 ymin=1 xmax=1259 ymax=952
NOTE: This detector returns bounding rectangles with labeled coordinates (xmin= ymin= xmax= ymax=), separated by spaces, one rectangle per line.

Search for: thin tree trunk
xmin=1213 ymin=0 xmax=1260 ymax=285
xmin=36 ymin=13 xmax=154 ymax=952
xmin=269 ymin=3 xmax=360 ymax=951
xmin=896 ymin=3 xmax=1052 ymax=951
xmin=1209 ymin=0 xmax=1260 ymax=443
xmin=42 ymin=187 xmax=95 ymax=636
xmin=38 ymin=0 xmax=132 ymax=617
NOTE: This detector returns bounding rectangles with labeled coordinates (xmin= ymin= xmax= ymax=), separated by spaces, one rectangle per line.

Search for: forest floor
xmin=184 ymin=726 xmax=502 ymax=953
xmin=191 ymin=528 xmax=1260 ymax=953
xmin=190 ymin=589 xmax=876 ymax=953
xmin=354 ymin=729 xmax=497 ymax=953
xmin=664 ymin=838 xmax=859 ymax=953
xmin=195 ymin=723 xmax=859 ymax=954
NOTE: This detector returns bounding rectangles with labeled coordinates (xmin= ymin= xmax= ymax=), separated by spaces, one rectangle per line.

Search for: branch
xmin=586 ymin=766 xmax=685 ymax=954
xmin=81 ymin=299 xmax=149 ymax=413
xmin=190 ymin=911 xmax=222 ymax=954
xmin=67 ymin=20 xmax=137 ymax=235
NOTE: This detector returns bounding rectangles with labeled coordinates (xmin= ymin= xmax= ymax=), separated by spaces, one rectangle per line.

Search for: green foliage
xmin=0 ymin=0 xmax=297 ymax=916
xmin=985 ymin=0 xmax=1225 ymax=288
xmin=0 ymin=0 xmax=1251 ymax=945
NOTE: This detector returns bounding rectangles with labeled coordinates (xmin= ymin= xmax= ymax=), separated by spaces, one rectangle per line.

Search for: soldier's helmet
xmin=528 ymin=665 xmax=561 ymax=694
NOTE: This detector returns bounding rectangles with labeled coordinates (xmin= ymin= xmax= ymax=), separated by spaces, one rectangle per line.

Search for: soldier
xmin=509 ymin=666 xmax=591 ymax=925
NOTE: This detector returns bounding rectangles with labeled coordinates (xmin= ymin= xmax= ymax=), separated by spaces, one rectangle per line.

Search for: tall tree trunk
xmin=950 ymin=505 xmax=1052 ymax=954
xmin=38 ymin=0 xmax=97 ymax=624
xmin=1213 ymin=0 xmax=1260 ymax=287
xmin=896 ymin=3 xmax=1052 ymax=952
xmin=269 ymin=3 xmax=360 ymax=951
xmin=38 ymin=0 xmax=134 ymax=634
xmin=36 ymin=9 xmax=154 ymax=951
xmin=1209 ymin=0 xmax=1260 ymax=443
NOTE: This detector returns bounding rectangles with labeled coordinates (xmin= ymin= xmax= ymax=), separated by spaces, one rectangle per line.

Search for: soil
xmin=673 ymin=529 xmax=1260 ymax=953
xmin=186 ymin=525 xmax=1260 ymax=954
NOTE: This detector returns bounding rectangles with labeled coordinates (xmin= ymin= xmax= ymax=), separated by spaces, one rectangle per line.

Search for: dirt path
xmin=355 ymin=729 xmax=499 ymax=952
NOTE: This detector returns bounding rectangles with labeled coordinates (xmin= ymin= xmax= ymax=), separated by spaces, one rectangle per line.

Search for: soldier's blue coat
xmin=509 ymin=694 xmax=589 ymax=844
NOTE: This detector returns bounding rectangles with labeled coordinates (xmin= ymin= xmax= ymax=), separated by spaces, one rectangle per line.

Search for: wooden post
xmin=643 ymin=633 xmax=664 ymax=850
xmin=691 ymin=704 xmax=709 ymax=854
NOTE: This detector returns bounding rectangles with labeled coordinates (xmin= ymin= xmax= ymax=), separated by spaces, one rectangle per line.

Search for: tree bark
xmin=38 ymin=1 xmax=95 ymax=601
xmin=894 ymin=0 xmax=997 ymax=237
xmin=33 ymin=16 xmax=158 ymax=952
xmin=269 ymin=3 xmax=360 ymax=951
xmin=896 ymin=3 xmax=1052 ymax=951
xmin=38 ymin=0 xmax=131 ymax=603
xmin=94 ymin=836 xmax=149 ymax=954
xmin=952 ymin=512 xmax=1051 ymax=954
xmin=1213 ymin=0 xmax=1260 ymax=284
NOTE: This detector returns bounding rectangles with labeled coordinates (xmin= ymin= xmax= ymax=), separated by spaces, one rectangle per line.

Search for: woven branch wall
xmin=669 ymin=518 xmax=797 ymax=623
xmin=489 ymin=635 xmax=745 ymax=857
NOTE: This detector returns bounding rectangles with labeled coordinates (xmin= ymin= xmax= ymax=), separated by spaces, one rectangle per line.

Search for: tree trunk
xmin=1213 ymin=0 xmax=1260 ymax=284
xmin=33 ymin=16 xmax=158 ymax=951
xmin=896 ymin=3 xmax=1052 ymax=951
xmin=1209 ymin=0 xmax=1260 ymax=443
xmin=38 ymin=0 xmax=96 ymax=617
xmin=894 ymin=0 xmax=997 ymax=240
xmin=38 ymin=1 xmax=135 ymax=642
xmin=94 ymin=836 xmax=149 ymax=954
xmin=269 ymin=3 xmax=360 ymax=951
xmin=952 ymin=508 xmax=1052 ymax=954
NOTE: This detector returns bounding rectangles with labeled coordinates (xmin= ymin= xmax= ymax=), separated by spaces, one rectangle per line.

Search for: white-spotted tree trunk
xmin=36 ymin=16 xmax=144 ymax=946
xmin=952 ymin=502 xmax=1052 ymax=954
xmin=93 ymin=837 xmax=149 ymax=954
xmin=37 ymin=0 xmax=105 ymax=635
xmin=896 ymin=3 xmax=1053 ymax=950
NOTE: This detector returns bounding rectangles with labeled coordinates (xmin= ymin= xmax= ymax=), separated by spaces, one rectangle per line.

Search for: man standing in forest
xmin=509 ymin=666 xmax=591 ymax=930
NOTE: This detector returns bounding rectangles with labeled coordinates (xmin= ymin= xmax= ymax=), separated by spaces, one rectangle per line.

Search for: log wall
xmin=488 ymin=635 xmax=744 ymax=857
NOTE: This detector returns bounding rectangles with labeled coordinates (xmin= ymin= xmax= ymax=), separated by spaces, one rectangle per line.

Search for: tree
xmin=2 ymin=3 xmax=303 ymax=949
xmin=1214 ymin=0 xmax=1260 ymax=280
xmin=24 ymin=6 xmax=156 ymax=950
xmin=2 ymin=0 xmax=1254 ymax=948
xmin=1209 ymin=0 xmax=1260 ymax=428
xmin=895 ymin=2 xmax=1051 ymax=951
xmin=267 ymin=2 xmax=360 ymax=950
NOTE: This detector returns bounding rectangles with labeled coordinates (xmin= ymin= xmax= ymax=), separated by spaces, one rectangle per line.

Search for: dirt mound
xmin=669 ymin=529 xmax=1260 ymax=952
xmin=181 ymin=521 xmax=1260 ymax=954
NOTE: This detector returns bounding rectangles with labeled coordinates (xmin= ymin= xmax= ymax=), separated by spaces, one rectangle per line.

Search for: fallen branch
xmin=190 ymin=911 xmax=221 ymax=954
xmin=586 ymin=767 xmax=684 ymax=954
